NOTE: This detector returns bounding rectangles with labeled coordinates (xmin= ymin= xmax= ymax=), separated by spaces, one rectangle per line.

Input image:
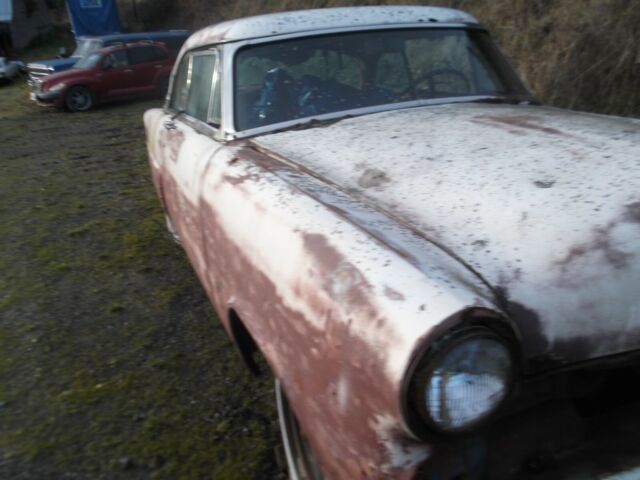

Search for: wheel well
xmin=228 ymin=308 xmax=262 ymax=376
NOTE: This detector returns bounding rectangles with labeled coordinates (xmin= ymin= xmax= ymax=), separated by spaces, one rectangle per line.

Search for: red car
xmin=32 ymin=41 xmax=174 ymax=111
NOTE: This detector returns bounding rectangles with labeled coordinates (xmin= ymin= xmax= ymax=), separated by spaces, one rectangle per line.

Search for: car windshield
xmin=73 ymin=52 xmax=102 ymax=69
xmin=234 ymin=28 xmax=532 ymax=131
xmin=72 ymin=38 xmax=103 ymax=58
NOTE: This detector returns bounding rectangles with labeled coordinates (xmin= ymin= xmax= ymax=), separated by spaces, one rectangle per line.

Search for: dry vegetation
xmin=115 ymin=0 xmax=640 ymax=118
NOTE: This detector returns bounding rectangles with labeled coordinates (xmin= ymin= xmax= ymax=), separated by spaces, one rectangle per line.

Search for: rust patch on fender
xmin=556 ymin=202 xmax=640 ymax=275
xmin=158 ymin=128 xmax=185 ymax=164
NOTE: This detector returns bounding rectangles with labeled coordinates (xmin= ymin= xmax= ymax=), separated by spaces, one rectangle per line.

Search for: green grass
xmin=0 ymin=81 xmax=279 ymax=479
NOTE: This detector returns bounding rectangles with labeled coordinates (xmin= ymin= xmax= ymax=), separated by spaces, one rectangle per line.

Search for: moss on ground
xmin=0 ymin=79 xmax=281 ymax=479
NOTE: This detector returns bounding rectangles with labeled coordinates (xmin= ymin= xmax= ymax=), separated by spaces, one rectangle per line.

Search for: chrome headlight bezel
xmin=403 ymin=323 xmax=518 ymax=438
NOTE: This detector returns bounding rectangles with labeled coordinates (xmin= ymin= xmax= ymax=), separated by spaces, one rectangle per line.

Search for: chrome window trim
xmin=227 ymin=95 xmax=530 ymax=140
xmin=165 ymin=48 xmax=223 ymax=140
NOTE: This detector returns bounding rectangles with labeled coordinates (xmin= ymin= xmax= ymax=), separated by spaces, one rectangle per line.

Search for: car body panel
xmin=254 ymin=103 xmax=640 ymax=367
xmin=0 ymin=57 xmax=20 ymax=80
xmin=183 ymin=6 xmax=477 ymax=48
xmin=144 ymin=6 xmax=640 ymax=479
xmin=144 ymin=102 xmax=504 ymax=476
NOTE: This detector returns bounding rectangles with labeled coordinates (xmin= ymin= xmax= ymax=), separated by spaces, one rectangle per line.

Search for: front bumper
xmin=414 ymin=361 xmax=640 ymax=479
xmin=31 ymin=90 xmax=61 ymax=106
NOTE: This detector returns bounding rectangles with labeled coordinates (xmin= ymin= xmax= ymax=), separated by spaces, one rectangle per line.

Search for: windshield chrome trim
xmin=226 ymin=95 xmax=532 ymax=140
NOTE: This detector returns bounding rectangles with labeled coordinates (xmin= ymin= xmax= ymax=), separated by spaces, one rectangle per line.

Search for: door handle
xmin=154 ymin=64 xmax=162 ymax=69
xmin=124 ymin=69 xmax=133 ymax=73
xmin=163 ymin=120 xmax=177 ymax=130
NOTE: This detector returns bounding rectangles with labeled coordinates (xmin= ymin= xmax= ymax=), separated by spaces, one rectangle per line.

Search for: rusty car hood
xmin=253 ymin=103 xmax=640 ymax=366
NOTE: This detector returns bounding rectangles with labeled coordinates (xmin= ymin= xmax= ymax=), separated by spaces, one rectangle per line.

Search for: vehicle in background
xmin=0 ymin=57 xmax=24 ymax=82
xmin=32 ymin=41 xmax=173 ymax=112
xmin=26 ymin=30 xmax=189 ymax=85
xmin=144 ymin=6 xmax=640 ymax=480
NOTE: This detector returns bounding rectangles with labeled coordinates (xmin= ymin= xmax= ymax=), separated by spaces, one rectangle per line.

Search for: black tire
xmin=65 ymin=85 xmax=93 ymax=112
xmin=276 ymin=380 xmax=324 ymax=480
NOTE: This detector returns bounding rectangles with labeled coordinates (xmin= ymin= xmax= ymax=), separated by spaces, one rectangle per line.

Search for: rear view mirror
xmin=57 ymin=47 xmax=69 ymax=59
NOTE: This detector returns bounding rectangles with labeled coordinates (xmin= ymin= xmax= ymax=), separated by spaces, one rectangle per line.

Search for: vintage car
xmin=32 ymin=41 xmax=174 ymax=111
xmin=143 ymin=6 xmax=640 ymax=480
xmin=26 ymin=30 xmax=190 ymax=85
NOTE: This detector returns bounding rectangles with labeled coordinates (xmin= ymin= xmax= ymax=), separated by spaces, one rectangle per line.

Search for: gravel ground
xmin=0 ymin=75 xmax=282 ymax=479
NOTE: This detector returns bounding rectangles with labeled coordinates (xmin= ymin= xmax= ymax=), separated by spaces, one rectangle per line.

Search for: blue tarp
xmin=0 ymin=0 xmax=12 ymax=23
xmin=66 ymin=0 xmax=122 ymax=38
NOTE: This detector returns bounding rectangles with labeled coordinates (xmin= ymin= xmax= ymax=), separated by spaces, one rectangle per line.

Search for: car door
xmin=98 ymin=49 xmax=135 ymax=97
xmin=148 ymin=49 xmax=223 ymax=285
xmin=127 ymin=45 xmax=169 ymax=93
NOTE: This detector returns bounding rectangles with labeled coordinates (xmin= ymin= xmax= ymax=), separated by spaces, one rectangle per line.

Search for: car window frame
xmin=166 ymin=47 xmax=221 ymax=138
xmin=221 ymin=23 xmax=535 ymax=140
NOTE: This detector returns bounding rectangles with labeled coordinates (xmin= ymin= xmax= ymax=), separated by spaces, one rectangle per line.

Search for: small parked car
xmin=26 ymin=30 xmax=189 ymax=84
xmin=32 ymin=41 xmax=174 ymax=111
xmin=144 ymin=6 xmax=640 ymax=480
xmin=0 ymin=57 xmax=24 ymax=82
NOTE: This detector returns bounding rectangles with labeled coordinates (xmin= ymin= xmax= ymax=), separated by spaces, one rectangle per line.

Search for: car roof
xmin=100 ymin=40 xmax=169 ymax=54
xmin=79 ymin=30 xmax=190 ymax=43
xmin=183 ymin=6 xmax=478 ymax=49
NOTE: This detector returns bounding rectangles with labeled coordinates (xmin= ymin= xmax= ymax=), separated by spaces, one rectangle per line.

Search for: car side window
xmin=170 ymin=56 xmax=190 ymax=111
xmin=105 ymin=50 xmax=128 ymax=69
xmin=129 ymin=46 xmax=166 ymax=65
xmin=185 ymin=52 xmax=217 ymax=122
xmin=169 ymin=50 xmax=219 ymax=125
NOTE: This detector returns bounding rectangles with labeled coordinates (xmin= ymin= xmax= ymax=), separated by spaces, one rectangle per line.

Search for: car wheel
xmin=65 ymin=86 xmax=93 ymax=112
xmin=276 ymin=380 xmax=325 ymax=480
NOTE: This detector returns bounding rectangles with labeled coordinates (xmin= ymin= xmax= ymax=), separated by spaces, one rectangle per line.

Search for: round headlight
xmin=408 ymin=330 xmax=514 ymax=434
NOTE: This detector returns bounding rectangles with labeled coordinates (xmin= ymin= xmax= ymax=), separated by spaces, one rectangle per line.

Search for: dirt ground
xmin=0 ymin=75 xmax=281 ymax=478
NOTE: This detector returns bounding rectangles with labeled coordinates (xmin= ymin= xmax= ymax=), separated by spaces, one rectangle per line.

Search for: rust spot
xmin=358 ymin=168 xmax=390 ymax=189
xmin=557 ymin=224 xmax=632 ymax=272
xmin=471 ymin=239 xmax=488 ymax=249
xmin=624 ymin=201 xmax=640 ymax=224
xmin=474 ymin=115 xmax=565 ymax=135
xmin=533 ymin=179 xmax=556 ymax=189
xmin=384 ymin=286 xmax=405 ymax=301
xmin=222 ymin=172 xmax=260 ymax=185
xmin=158 ymin=128 xmax=185 ymax=164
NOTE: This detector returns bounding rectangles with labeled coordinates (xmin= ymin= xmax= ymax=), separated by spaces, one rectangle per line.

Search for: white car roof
xmin=183 ymin=6 xmax=478 ymax=50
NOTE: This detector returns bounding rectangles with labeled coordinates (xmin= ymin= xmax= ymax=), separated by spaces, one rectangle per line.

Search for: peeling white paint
xmin=255 ymin=102 xmax=640 ymax=360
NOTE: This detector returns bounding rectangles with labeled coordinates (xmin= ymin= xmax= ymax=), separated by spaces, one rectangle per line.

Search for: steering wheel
xmin=412 ymin=68 xmax=471 ymax=98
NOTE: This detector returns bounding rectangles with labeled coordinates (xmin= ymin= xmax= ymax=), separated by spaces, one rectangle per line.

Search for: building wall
xmin=9 ymin=0 xmax=51 ymax=49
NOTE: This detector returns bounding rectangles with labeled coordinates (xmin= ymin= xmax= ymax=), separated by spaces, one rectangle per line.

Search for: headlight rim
xmin=402 ymin=320 xmax=519 ymax=440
